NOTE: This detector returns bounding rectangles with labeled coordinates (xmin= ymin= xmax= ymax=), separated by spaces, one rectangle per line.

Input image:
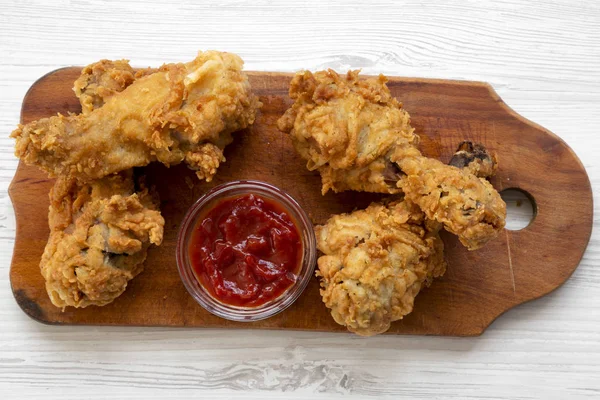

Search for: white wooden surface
xmin=1 ymin=1 xmax=599 ymax=398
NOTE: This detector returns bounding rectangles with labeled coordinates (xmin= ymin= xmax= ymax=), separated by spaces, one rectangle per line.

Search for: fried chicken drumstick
xmin=40 ymin=59 xmax=166 ymax=308
xmin=278 ymin=70 xmax=416 ymax=195
xmin=316 ymin=142 xmax=497 ymax=336
xmin=12 ymin=51 xmax=261 ymax=183
xmin=42 ymin=171 xmax=164 ymax=308
xmin=278 ymin=69 xmax=506 ymax=250
xmin=317 ymin=200 xmax=445 ymax=336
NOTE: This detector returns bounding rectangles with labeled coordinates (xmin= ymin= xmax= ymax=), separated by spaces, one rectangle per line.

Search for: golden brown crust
xmin=392 ymin=147 xmax=506 ymax=250
xmin=73 ymin=59 xmax=156 ymax=114
xmin=315 ymin=200 xmax=446 ymax=336
xmin=39 ymin=61 xmax=171 ymax=309
xmin=42 ymin=172 xmax=164 ymax=308
xmin=279 ymin=69 xmax=506 ymax=249
xmin=13 ymin=51 xmax=261 ymax=184
xmin=314 ymin=141 xmax=503 ymax=335
xmin=278 ymin=69 xmax=418 ymax=194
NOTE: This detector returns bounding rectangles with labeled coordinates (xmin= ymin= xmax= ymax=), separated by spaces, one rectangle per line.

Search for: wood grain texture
xmin=8 ymin=66 xmax=593 ymax=335
xmin=1 ymin=0 xmax=600 ymax=399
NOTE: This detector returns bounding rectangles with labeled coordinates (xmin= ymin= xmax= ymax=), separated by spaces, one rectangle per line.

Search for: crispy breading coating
xmin=392 ymin=146 xmax=505 ymax=250
xmin=278 ymin=69 xmax=505 ymax=249
xmin=73 ymin=59 xmax=155 ymax=114
xmin=315 ymin=142 xmax=502 ymax=335
xmin=278 ymin=69 xmax=418 ymax=194
xmin=316 ymin=200 xmax=446 ymax=336
xmin=12 ymin=51 xmax=261 ymax=183
xmin=42 ymin=171 xmax=164 ymax=308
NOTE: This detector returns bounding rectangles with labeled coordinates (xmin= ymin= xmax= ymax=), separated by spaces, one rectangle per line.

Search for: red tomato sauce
xmin=188 ymin=193 xmax=302 ymax=307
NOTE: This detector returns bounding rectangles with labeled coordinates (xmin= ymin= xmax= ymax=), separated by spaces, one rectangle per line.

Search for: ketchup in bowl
xmin=176 ymin=180 xmax=316 ymax=322
xmin=189 ymin=193 xmax=301 ymax=307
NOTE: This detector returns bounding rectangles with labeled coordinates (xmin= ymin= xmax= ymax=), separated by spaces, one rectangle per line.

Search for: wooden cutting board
xmin=8 ymin=67 xmax=593 ymax=336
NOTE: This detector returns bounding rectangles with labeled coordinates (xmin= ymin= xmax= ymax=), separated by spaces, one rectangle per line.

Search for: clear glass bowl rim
xmin=175 ymin=180 xmax=317 ymax=322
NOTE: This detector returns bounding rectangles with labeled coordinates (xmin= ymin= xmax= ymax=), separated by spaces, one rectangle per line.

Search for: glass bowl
xmin=176 ymin=180 xmax=317 ymax=322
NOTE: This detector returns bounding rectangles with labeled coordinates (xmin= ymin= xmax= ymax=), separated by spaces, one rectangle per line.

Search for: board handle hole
xmin=500 ymin=188 xmax=536 ymax=231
